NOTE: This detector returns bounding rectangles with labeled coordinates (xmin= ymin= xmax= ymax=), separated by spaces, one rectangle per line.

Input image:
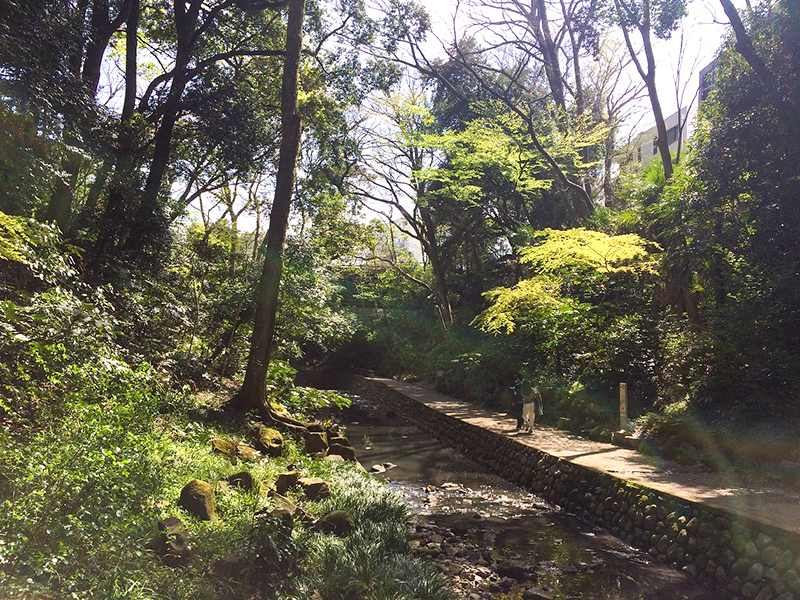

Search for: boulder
xmin=270 ymin=507 xmax=297 ymax=528
xmin=235 ymin=444 xmax=261 ymax=462
xmin=146 ymin=516 xmax=194 ymax=567
xmin=178 ymin=479 xmax=217 ymax=520
xmin=324 ymin=454 xmax=345 ymax=462
xmin=523 ymin=589 xmax=554 ymax=600
xmin=298 ymin=477 xmax=331 ymax=501
xmin=327 ymin=442 xmax=357 ymax=461
xmin=250 ymin=424 xmax=284 ymax=457
xmin=496 ymin=559 xmax=530 ymax=580
xmin=273 ymin=470 xmax=300 ymax=495
xmin=316 ymin=510 xmax=355 ymax=537
xmin=211 ymin=438 xmax=237 ymax=459
xmin=225 ymin=471 xmax=256 ymax=491
xmin=303 ymin=431 xmax=329 ymax=454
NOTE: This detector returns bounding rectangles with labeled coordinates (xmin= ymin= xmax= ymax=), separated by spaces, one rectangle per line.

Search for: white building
xmin=628 ymin=107 xmax=690 ymax=168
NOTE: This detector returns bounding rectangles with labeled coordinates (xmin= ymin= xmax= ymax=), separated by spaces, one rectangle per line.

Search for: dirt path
xmin=371 ymin=377 xmax=800 ymax=536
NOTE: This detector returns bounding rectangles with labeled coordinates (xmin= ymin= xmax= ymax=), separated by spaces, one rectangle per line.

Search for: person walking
xmin=514 ymin=377 xmax=542 ymax=432
xmin=514 ymin=377 xmax=542 ymax=433
xmin=511 ymin=383 xmax=524 ymax=430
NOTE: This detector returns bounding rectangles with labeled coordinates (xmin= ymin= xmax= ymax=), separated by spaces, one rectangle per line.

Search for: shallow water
xmin=340 ymin=401 xmax=723 ymax=600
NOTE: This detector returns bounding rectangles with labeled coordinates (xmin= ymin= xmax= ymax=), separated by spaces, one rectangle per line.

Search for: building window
xmin=699 ymin=59 xmax=718 ymax=102
xmin=652 ymin=137 xmax=658 ymax=155
xmin=637 ymin=147 xmax=642 ymax=162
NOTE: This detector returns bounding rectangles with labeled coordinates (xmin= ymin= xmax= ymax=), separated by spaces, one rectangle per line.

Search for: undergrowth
xmin=0 ymin=256 xmax=454 ymax=599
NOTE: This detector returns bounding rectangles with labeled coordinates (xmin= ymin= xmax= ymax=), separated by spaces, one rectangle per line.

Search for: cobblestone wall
xmin=349 ymin=375 xmax=800 ymax=600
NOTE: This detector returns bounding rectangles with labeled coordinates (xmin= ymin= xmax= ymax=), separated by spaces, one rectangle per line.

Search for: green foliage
xmin=633 ymin=0 xmax=800 ymax=418
xmin=475 ymin=278 xmax=571 ymax=335
xmin=0 ymin=285 xmax=442 ymax=599
xmin=266 ymin=359 xmax=352 ymax=413
xmin=520 ymin=228 xmax=658 ymax=275
xmin=610 ymin=0 xmax=687 ymax=40
xmin=301 ymin=474 xmax=454 ymax=600
xmin=421 ymin=112 xmax=553 ymax=205
xmin=0 ymin=286 xmax=169 ymax=597
xmin=0 ymin=210 xmax=33 ymax=263
xmin=277 ymin=237 xmax=359 ymax=364
xmin=476 ymin=228 xmax=658 ymax=335
xmin=0 ymin=210 xmax=76 ymax=285
xmin=0 ymin=102 xmax=61 ymax=216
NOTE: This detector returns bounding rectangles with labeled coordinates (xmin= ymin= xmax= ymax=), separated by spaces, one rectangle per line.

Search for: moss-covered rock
xmin=303 ymin=431 xmax=328 ymax=454
xmin=146 ymin=516 xmax=194 ymax=567
xmin=327 ymin=442 xmax=357 ymax=461
xmin=178 ymin=479 xmax=217 ymax=521
xmin=250 ymin=423 xmax=284 ymax=457
xmin=316 ymin=510 xmax=354 ymax=537
xmin=298 ymin=477 xmax=330 ymax=501
xmin=273 ymin=470 xmax=300 ymax=495
xmin=224 ymin=471 xmax=257 ymax=491
xmin=211 ymin=438 xmax=237 ymax=458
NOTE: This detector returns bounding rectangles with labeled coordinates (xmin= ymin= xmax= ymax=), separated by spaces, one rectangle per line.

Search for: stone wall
xmin=349 ymin=375 xmax=800 ymax=600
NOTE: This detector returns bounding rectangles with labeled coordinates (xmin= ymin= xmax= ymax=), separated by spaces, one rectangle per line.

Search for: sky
xmin=418 ymin=0 xmax=737 ymax=136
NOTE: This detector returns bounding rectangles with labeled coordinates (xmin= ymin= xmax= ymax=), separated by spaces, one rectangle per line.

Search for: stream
xmin=334 ymin=394 xmax=723 ymax=599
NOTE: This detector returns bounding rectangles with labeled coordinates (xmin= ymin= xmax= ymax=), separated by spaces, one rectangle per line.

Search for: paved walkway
xmin=370 ymin=377 xmax=800 ymax=535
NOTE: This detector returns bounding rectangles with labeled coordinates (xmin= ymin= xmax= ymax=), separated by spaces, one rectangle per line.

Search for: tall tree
xmin=648 ymin=0 xmax=800 ymax=413
xmin=584 ymin=38 xmax=645 ymax=205
xmin=91 ymin=0 xmax=287 ymax=267
xmin=352 ymin=88 xmax=455 ymax=327
xmin=611 ymin=0 xmax=687 ymax=179
xmin=228 ymin=0 xmax=307 ymax=420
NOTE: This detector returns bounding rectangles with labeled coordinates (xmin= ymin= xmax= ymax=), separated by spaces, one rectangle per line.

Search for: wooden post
xmin=619 ymin=383 xmax=628 ymax=428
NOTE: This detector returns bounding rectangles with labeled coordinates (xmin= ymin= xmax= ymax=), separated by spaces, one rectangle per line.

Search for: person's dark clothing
xmin=512 ymin=393 xmax=524 ymax=429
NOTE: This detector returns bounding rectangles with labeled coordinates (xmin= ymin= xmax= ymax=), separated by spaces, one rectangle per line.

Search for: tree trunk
xmin=718 ymin=0 xmax=776 ymax=90
xmin=615 ymin=0 xmax=674 ymax=179
xmin=229 ymin=210 xmax=238 ymax=277
xmin=140 ymin=0 xmax=200 ymax=217
xmin=140 ymin=74 xmax=186 ymax=211
xmin=603 ymin=125 xmax=616 ymax=206
xmin=533 ymin=0 xmax=566 ymax=111
xmin=418 ymin=206 xmax=453 ymax=326
xmin=88 ymin=1 xmax=141 ymax=265
xmin=44 ymin=151 xmax=82 ymax=232
xmin=227 ymin=0 xmax=306 ymax=426
xmin=82 ymin=0 xmax=111 ymax=96
xmin=640 ymin=23 xmax=673 ymax=179
xmin=83 ymin=0 xmax=135 ymax=96
xmin=44 ymin=0 xmax=132 ymax=234
xmin=122 ymin=0 xmax=139 ymax=121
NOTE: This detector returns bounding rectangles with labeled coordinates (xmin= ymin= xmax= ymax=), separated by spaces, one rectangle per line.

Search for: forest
xmin=1 ymin=0 xmax=799 ymax=596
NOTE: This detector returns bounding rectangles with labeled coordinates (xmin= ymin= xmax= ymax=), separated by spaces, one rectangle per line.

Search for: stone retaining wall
xmin=349 ymin=375 xmax=800 ymax=600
